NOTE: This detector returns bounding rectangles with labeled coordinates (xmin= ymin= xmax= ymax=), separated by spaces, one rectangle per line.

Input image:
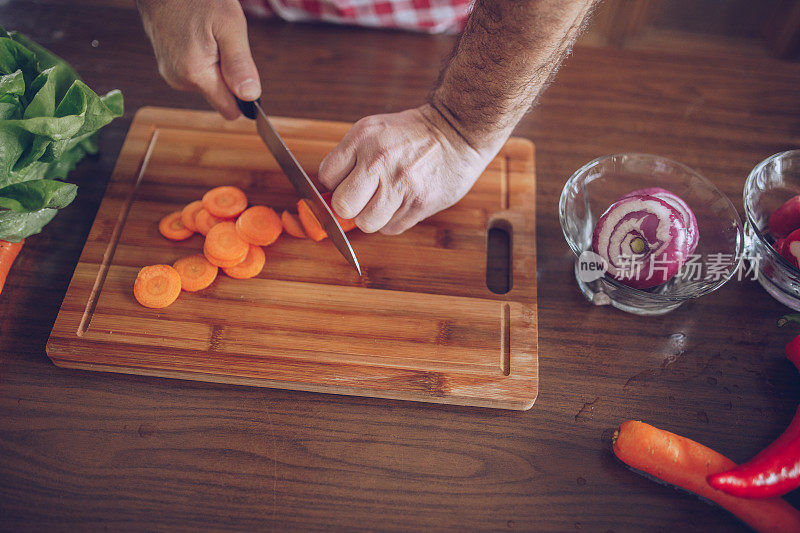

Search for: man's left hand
xmin=318 ymin=104 xmax=498 ymax=235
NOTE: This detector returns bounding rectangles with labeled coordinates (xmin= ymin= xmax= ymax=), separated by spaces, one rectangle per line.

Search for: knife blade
xmin=237 ymin=98 xmax=361 ymax=275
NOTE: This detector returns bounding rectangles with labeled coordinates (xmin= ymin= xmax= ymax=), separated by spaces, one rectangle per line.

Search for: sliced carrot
xmin=133 ymin=264 xmax=182 ymax=308
xmin=235 ymin=205 xmax=283 ymax=246
xmin=173 ymin=254 xmax=218 ymax=292
xmin=204 ymin=247 xmax=248 ymax=268
xmin=223 ymin=245 xmax=266 ymax=279
xmin=0 ymin=239 xmax=24 ymax=298
xmin=612 ymin=420 xmax=800 ymax=533
xmin=181 ymin=200 xmax=204 ymax=233
xmin=202 ymin=186 xmax=248 ymax=218
xmin=204 ymin=221 xmax=249 ymax=261
xmin=195 ymin=208 xmax=226 ymax=236
xmin=281 ymin=210 xmax=306 ymax=239
xmin=297 ymin=199 xmax=328 ymax=241
xmin=322 ymin=191 xmax=357 ymax=232
xmin=158 ymin=211 xmax=194 ymax=241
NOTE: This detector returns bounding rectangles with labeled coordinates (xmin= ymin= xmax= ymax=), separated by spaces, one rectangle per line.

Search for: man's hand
xmin=318 ymin=104 xmax=497 ymax=235
xmin=320 ymin=0 xmax=595 ymax=234
xmin=137 ymin=0 xmax=261 ymax=119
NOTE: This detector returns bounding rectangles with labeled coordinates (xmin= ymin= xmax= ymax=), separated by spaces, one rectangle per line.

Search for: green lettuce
xmin=0 ymin=26 xmax=123 ymax=242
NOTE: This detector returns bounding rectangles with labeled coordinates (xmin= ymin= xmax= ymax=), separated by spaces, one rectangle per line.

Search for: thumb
xmin=215 ymin=16 xmax=261 ymax=101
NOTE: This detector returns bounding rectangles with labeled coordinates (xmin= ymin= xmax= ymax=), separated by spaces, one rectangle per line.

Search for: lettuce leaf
xmin=0 ymin=179 xmax=77 ymax=212
xmin=0 ymin=208 xmax=57 ymax=243
xmin=0 ymin=26 xmax=123 ymax=241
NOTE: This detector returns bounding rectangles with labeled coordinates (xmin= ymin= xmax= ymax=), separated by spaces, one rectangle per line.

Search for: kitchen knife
xmin=237 ymin=98 xmax=361 ymax=275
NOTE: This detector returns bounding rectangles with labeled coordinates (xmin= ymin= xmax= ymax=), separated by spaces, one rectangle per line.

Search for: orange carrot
xmin=612 ymin=420 xmax=800 ymax=533
xmin=181 ymin=200 xmax=204 ymax=233
xmin=204 ymin=250 xmax=247 ymax=268
xmin=321 ymin=191 xmax=357 ymax=232
xmin=204 ymin=221 xmax=249 ymax=261
xmin=297 ymin=199 xmax=327 ymax=241
xmin=194 ymin=208 xmax=226 ymax=236
xmin=223 ymin=245 xmax=265 ymax=279
xmin=202 ymin=186 xmax=248 ymax=218
xmin=158 ymin=211 xmax=194 ymax=241
xmin=281 ymin=210 xmax=307 ymax=238
xmin=133 ymin=264 xmax=182 ymax=308
xmin=235 ymin=205 xmax=283 ymax=246
xmin=0 ymin=239 xmax=24 ymax=297
xmin=172 ymin=254 xmax=218 ymax=292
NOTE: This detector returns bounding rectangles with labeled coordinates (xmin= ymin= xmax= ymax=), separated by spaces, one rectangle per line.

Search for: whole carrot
xmin=0 ymin=239 xmax=24 ymax=298
xmin=612 ymin=420 xmax=800 ymax=532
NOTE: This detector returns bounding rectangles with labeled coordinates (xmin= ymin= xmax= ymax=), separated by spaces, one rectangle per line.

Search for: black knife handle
xmin=236 ymin=97 xmax=261 ymax=120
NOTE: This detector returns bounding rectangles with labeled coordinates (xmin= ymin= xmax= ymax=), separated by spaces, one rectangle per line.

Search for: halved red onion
xmin=621 ymin=187 xmax=698 ymax=255
xmin=592 ymin=194 xmax=689 ymax=289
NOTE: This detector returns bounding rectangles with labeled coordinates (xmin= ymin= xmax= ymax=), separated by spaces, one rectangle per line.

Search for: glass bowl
xmin=559 ymin=153 xmax=743 ymax=315
xmin=743 ymin=150 xmax=800 ymax=310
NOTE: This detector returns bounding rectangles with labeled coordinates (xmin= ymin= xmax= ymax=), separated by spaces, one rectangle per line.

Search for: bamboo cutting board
xmin=46 ymin=107 xmax=538 ymax=410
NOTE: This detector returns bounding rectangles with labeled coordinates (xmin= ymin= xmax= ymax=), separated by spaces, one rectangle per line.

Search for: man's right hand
xmin=136 ymin=0 xmax=261 ymax=119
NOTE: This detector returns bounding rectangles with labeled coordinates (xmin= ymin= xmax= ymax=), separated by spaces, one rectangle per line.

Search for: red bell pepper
xmin=707 ymin=327 xmax=800 ymax=498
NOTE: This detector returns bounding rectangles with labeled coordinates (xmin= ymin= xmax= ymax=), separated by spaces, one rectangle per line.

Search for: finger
xmin=195 ymin=66 xmax=241 ymax=120
xmin=380 ymin=197 xmax=427 ymax=235
xmin=215 ymin=13 xmax=261 ymax=101
xmin=331 ymin=162 xmax=380 ymax=220
xmin=318 ymin=131 xmax=359 ymax=192
xmin=354 ymin=183 xmax=403 ymax=234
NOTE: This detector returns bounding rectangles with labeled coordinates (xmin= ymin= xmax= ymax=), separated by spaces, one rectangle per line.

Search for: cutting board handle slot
xmin=486 ymin=219 xmax=513 ymax=295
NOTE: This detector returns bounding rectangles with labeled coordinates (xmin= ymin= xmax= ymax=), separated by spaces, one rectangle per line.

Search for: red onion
xmin=592 ymin=194 xmax=689 ymax=289
xmin=621 ymin=187 xmax=698 ymax=255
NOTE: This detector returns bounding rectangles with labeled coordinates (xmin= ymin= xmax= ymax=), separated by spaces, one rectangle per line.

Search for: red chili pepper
xmin=707 ymin=327 xmax=800 ymax=498
xmin=708 ymin=405 xmax=800 ymax=499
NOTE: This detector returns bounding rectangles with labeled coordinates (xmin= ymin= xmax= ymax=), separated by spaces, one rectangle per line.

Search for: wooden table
xmin=2 ymin=1 xmax=799 ymax=530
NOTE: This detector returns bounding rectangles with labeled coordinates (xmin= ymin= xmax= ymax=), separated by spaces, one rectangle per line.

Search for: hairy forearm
xmin=430 ymin=0 xmax=596 ymax=152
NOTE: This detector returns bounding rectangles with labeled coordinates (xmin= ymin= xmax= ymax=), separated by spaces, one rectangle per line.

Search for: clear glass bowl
xmin=559 ymin=153 xmax=743 ymax=315
xmin=743 ymin=150 xmax=800 ymax=310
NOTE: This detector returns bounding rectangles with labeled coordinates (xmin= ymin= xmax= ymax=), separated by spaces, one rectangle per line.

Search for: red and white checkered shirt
xmin=240 ymin=0 xmax=473 ymax=34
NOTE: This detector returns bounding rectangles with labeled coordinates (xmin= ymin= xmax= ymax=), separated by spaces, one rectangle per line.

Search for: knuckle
xmin=367 ymin=145 xmax=392 ymax=169
xmin=180 ymin=67 xmax=205 ymax=87
xmin=217 ymin=0 xmax=247 ymax=22
xmin=332 ymin=195 xmax=355 ymax=219
xmin=407 ymin=189 xmax=430 ymax=212
xmin=354 ymin=115 xmax=387 ymax=136
xmin=394 ymin=166 xmax=414 ymax=188
xmin=355 ymin=214 xmax=380 ymax=234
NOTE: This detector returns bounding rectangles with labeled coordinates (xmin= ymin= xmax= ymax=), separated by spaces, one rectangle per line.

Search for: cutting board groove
xmin=47 ymin=107 xmax=538 ymax=410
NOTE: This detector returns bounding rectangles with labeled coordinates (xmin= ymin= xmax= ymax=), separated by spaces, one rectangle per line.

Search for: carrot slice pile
xmin=133 ymin=265 xmax=182 ymax=308
xmin=137 ymin=184 xmax=365 ymax=308
xmin=173 ymin=254 xmax=218 ymax=292
xmin=158 ymin=211 xmax=194 ymax=241
xmin=181 ymin=200 xmax=204 ymax=233
xmin=204 ymin=221 xmax=249 ymax=268
xmin=281 ymin=210 xmax=306 ymax=238
xmin=236 ymin=205 xmax=283 ymax=246
xmin=194 ymin=208 xmax=226 ymax=236
xmin=223 ymin=245 xmax=266 ymax=279
xmin=202 ymin=186 xmax=248 ymax=218
xmin=297 ymin=199 xmax=328 ymax=241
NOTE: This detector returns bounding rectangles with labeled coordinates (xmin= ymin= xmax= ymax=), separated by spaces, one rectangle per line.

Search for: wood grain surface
xmin=46 ymin=109 xmax=538 ymax=409
xmin=2 ymin=1 xmax=800 ymax=531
